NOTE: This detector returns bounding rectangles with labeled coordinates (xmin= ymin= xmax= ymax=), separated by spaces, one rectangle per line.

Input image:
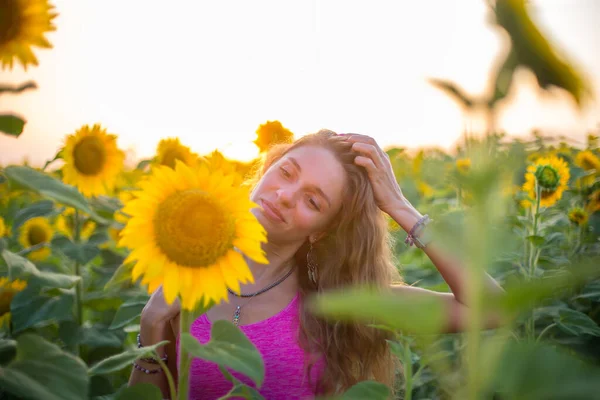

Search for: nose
xmin=276 ymin=188 xmax=294 ymax=207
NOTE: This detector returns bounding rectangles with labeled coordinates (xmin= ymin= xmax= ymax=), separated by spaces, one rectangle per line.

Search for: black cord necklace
xmin=228 ymin=264 xmax=296 ymax=326
xmin=227 ymin=265 xmax=295 ymax=298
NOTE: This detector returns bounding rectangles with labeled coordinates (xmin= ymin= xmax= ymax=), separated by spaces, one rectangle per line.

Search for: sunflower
xmin=0 ymin=216 xmax=6 ymax=237
xmin=0 ymin=277 xmax=27 ymax=328
xmin=155 ymin=138 xmax=198 ymax=169
xmin=119 ymin=161 xmax=268 ymax=310
xmin=587 ymin=189 xmax=600 ymax=213
xmin=55 ymin=208 xmax=96 ymax=240
xmin=19 ymin=216 xmax=53 ymax=260
xmin=201 ymin=150 xmax=246 ymax=185
xmin=522 ymin=156 xmax=570 ymax=208
xmin=574 ymin=150 xmax=600 ymax=171
xmin=568 ymin=207 xmax=588 ymax=226
xmin=254 ymin=120 xmax=294 ymax=153
xmin=0 ymin=0 xmax=57 ymax=70
xmin=61 ymin=124 xmax=125 ymax=197
xmin=456 ymin=158 xmax=471 ymax=174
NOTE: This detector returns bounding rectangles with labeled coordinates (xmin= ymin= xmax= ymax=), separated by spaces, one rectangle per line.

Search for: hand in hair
xmin=337 ymin=133 xmax=405 ymax=214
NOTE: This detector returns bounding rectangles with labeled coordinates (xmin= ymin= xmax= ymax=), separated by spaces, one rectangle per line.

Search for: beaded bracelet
xmin=137 ymin=333 xmax=168 ymax=364
xmin=405 ymin=214 xmax=432 ymax=249
xmin=132 ymin=360 xmax=162 ymax=374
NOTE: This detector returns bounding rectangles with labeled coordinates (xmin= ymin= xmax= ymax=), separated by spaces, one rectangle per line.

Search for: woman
xmin=129 ymin=130 xmax=503 ymax=399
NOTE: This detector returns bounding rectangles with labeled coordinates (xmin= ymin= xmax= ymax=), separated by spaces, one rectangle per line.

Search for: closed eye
xmin=308 ymin=196 xmax=320 ymax=211
xmin=280 ymin=166 xmax=291 ymax=178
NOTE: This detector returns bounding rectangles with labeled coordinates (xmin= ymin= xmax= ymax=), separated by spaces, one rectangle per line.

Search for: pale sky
xmin=0 ymin=0 xmax=599 ymax=166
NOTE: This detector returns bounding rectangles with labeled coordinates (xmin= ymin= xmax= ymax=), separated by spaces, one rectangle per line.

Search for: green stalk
xmin=177 ymin=309 xmax=193 ymax=400
xmin=156 ymin=352 xmax=177 ymax=400
xmin=526 ymin=183 xmax=542 ymax=340
xmin=403 ymin=340 xmax=413 ymax=400
xmin=73 ymin=210 xmax=83 ymax=356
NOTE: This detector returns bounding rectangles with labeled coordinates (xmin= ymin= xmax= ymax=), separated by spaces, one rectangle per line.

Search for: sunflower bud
xmin=534 ymin=165 xmax=560 ymax=190
xmin=568 ymin=207 xmax=589 ymax=226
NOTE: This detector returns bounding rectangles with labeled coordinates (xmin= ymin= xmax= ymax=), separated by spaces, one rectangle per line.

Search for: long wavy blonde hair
xmin=249 ymin=129 xmax=402 ymax=395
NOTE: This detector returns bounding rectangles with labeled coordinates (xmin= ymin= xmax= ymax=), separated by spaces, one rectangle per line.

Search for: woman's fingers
xmin=351 ymin=142 xmax=386 ymax=169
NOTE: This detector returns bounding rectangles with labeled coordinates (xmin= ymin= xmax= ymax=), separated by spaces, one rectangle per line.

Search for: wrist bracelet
xmin=132 ymin=360 xmax=162 ymax=374
xmin=137 ymin=333 xmax=168 ymax=364
xmin=405 ymin=214 xmax=433 ymax=249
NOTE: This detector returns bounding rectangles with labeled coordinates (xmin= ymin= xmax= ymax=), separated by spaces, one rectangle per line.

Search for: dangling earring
xmin=307 ymin=242 xmax=318 ymax=285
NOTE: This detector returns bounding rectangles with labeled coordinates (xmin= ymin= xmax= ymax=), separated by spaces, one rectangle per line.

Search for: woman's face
xmin=250 ymin=145 xmax=348 ymax=244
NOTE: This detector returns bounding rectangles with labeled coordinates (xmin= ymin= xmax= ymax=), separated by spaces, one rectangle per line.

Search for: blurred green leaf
xmin=309 ymin=287 xmax=446 ymax=335
xmin=109 ymin=298 xmax=148 ymax=330
xmin=1 ymin=249 xmax=80 ymax=288
xmin=0 ymin=114 xmax=25 ymax=137
xmin=489 ymin=49 xmax=518 ymax=107
xmin=322 ymin=381 xmax=391 ymax=400
xmin=429 ymin=79 xmax=475 ymax=109
xmin=0 ymin=333 xmax=89 ymax=400
xmin=10 ymin=287 xmax=74 ymax=333
xmin=219 ymin=366 xmax=265 ymax=400
xmin=0 ymin=81 xmax=37 ymax=94
xmin=81 ymin=326 xmax=125 ymax=349
xmin=104 ymin=262 xmax=134 ymax=290
xmin=12 ymin=200 xmax=56 ymax=230
xmin=52 ymin=234 xmax=100 ymax=264
xmin=486 ymin=340 xmax=600 ymax=399
xmin=526 ymin=235 xmax=545 ymax=246
xmin=555 ymin=309 xmax=600 ymax=337
xmin=494 ymin=0 xmax=591 ymax=106
xmin=0 ymin=339 xmax=17 ymax=365
xmin=181 ymin=320 xmax=265 ymax=387
xmin=3 ymin=165 xmax=108 ymax=223
xmin=88 ymin=340 xmax=169 ymax=375
xmin=114 ymin=383 xmax=163 ymax=400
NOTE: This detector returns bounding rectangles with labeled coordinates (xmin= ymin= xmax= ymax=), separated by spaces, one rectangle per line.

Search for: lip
xmin=261 ymin=199 xmax=285 ymax=223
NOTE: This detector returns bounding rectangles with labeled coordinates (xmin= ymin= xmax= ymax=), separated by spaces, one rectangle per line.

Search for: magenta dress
xmin=176 ymin=293 xmax=324 ymax=399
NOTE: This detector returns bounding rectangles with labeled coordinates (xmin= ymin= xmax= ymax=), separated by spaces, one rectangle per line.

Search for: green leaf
xmin=0 ymin=333 xmax=89 ymax=400
xmin=327 ymin=381 xmax=391 ymax=400
xmin=428 ymin=79 xmax=474 ymax=109
xmin=0 ymin=339 xmax=17 ymax=365
xmin=104 ymin=262 xmax=134 ymax=290
xmin=114 ymin=383 xmax=163 ymax=400
xmin=486 ymin=340 xmax=600 ymax=399
xmin=81 ymin=326 xmax=125 ymax=349
xmin=10 ymin=287 xmax=74 ymax=333
xmin=556 ymin=309 xmax=600 ymax=337
xmin=219 ymin=366 xmax=265 ymax=400
xmin=0 ymin=114 xmax=25 ymax=137
xmin=489 ymin=49 xmax=518 ymax=107
xmin=494 ymin=0 xmax=591 ymax=106
xmin=12 ymin=200 xmax=56 ymax=230
xmin=52 ymin=235 xmax=100 ymax=264
xmin=88 ymin=340 xmax=169 ymax=375
xmin=526 ymin=235 xmax=546 ymax=247
xmin=308 ymin=287 xmax=446 ymax=335
xmin=0 ymin=81 xmax=37 ymax=94
xmin=1 ymin=249 xmax=80 ymax=288
xmin=109 ymin=298 xmax=148 ymax=330
xmin=180 ymin=320 xmax=265 ymax=387
xmin=3 ymin=165 xmax=108 ymax=223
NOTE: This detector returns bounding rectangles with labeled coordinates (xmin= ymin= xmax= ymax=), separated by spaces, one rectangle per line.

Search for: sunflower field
xmin=1 ymin=0 xmax=600 ymax=399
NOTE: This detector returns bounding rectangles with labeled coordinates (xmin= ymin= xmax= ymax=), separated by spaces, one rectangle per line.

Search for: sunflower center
xmin=0 ymin=0 xmax=21 ymax=45
xmin=154 ymin=189 xmax=236 ymax=267
xmin=535 ymin=165 xmax=560 ymax=190
xmin=581 ymin=156 xmax=597 ymax=171
xmin=161 ymin=149 xmax=186 ymax=169
xmin=0 ymin=290 xmax=15 ymax=316
xmin=28 ymin=224 xmax=48 ymax=246
xmin=73 ymin=136 xmax=107 ymax=176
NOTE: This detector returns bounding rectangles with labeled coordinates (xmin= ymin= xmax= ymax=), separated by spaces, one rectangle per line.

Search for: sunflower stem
xmin=73 ymin=210 xmax=84 ymax=356
xmin=177 ymin=303 xmax=206 ymax=400
xmin=526 ymin=183 xmax=542 ymax=340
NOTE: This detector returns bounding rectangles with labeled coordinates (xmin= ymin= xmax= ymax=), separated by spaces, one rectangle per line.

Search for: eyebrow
xmin=288 ymin=156 xmax=332 ymax=208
